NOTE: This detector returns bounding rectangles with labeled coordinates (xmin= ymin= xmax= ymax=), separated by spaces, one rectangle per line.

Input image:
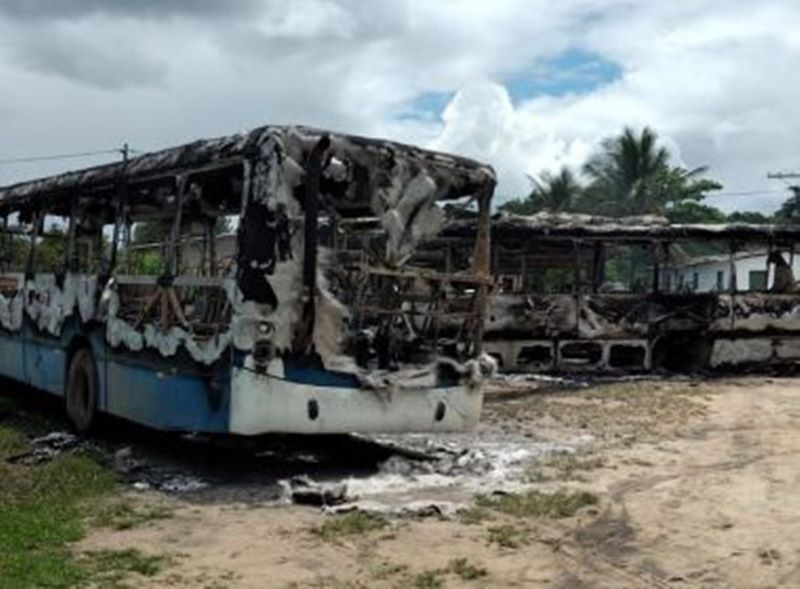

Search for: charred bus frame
xmin=0 ymin=126 xmax=495 ymax=434
xmin=441 ymin=213 xmax=800 ymax=373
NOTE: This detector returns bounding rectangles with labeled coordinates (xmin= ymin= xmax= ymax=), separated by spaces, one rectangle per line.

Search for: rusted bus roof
xmin=0 ymin=125 xmax=495 ymax=209
xmin=443 ymin=212 xmax=800 ymax=242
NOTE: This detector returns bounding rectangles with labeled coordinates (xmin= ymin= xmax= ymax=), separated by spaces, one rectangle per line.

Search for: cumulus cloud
xmin=0 ymin=0 xmax=259 ymax=21
xmin=0 ymin=0 xmax=796 ymax=212
xmin=398 ymin=1 xmax=800 ymax=212
xmin=6 ymin=23 xmax=167 ymax=89
xmin=429 ymin=83 xmax=528 ymax=198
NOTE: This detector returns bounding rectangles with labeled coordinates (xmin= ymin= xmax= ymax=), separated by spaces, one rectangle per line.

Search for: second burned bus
xmin=438 ymin=212 xmax=800 ymax=373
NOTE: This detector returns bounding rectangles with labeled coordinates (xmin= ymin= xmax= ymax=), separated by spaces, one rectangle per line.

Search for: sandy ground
xmin=77 ymin=377 xmax=800 ymax=588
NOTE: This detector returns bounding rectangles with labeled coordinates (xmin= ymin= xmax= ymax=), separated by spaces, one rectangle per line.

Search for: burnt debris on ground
xmin=0 ymin=374 xmax=615 ymax=514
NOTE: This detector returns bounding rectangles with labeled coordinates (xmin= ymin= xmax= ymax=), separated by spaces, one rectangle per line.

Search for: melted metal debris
xmin=133 ymin=475 xmax=209 ymax=494
xmin=7 ymin=431 xmax=83 ymax=464
xmin=281 ymin=433 xmax=595 ymax=516
xmin=4 ymin=427 xmax=591 ymax=510
xmin=114 ymin=446 xmax=209 ymax=494
xmin=282 ymin=476 xmax=348 ymax=507
xmin=486 ymin=373 xmax=660 ymax=394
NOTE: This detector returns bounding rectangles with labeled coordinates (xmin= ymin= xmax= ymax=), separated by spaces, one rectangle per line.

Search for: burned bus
xmin=441 ymin=212 xmax=800 ymax=373
xmin=0 ymin=126 xmax=495 ymax=434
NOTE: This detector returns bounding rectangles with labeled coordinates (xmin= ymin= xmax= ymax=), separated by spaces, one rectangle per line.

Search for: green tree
xmin=727 ymin=211 xmax=771 ymax=224
xmin=133 ymin=217 xmax=232 ymax=243
xmin=581 ymin=127 xmax=720 ymax=216
xmin=665 ymin=201 xmax=727 ymax=224
xmin=500 ymin=168 xmax=582 ymax=215
xmin=35 ymin=231 xmax=68 ymax=272
xmin=1 ymin=235 xmax=32 ymax=272
xmin=127 ymin=216 xmax=233 ymax=275
xmin=644 ymin=166 xmax=721 ymax=206
xmin=581 ymin=127 xmax=669 ymax=215
xmin=774 ymin=187 xmax=800 ymax=223
xmin=133 ymin=220 xmax=173 ymax=244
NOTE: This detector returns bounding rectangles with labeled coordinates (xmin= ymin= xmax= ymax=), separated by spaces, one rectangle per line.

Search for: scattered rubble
xmin=113 ymin=446 xmax=210 ymax=493
xmin=278 ymin=433 xmax=595 ymax=516
xmin=324 ymin=500 xmax=462 ymax=519
xmin=283 ymin=476 xmax=349 ymax=507
xmin=2 ymin=395 xmax=600 ymax=512
xmin=7 ymin=431 xmax=83 ymax=464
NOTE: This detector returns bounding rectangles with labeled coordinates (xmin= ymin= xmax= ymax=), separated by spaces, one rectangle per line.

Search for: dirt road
xmin=77 ymin=378 xmax=800 ymax=588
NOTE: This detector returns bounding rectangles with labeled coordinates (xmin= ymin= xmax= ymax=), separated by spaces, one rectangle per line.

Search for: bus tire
xmin=65 ymin=347 xmax=98 ymax=434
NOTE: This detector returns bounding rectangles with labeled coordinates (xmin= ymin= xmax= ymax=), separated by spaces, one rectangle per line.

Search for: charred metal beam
xmin=302 ymin=136 xmax=331 ymax=295
xmin=471 ymin=181 xmax=494 ymax=355
xmin=106 ymin=149 xmax=129 ymax=281
xmin=444 ymin=213 xmax=800 ymax=243
xmin=294 ymin=136 xmax=331 ymax=354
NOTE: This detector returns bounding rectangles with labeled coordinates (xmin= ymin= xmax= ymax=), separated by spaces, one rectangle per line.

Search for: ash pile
xmin=282 ymin=434 xmax=588 ymax=517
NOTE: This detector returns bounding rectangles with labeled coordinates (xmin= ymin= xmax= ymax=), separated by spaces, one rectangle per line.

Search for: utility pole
xmin=768 ymin=171 xmax=800 ymax=197
xmin=767 ymin=172 xmax=800 ymax=180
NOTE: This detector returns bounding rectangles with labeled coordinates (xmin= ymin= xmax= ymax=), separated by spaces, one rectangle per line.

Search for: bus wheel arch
xmin=65 ymin=343 xmax=99 ymax=433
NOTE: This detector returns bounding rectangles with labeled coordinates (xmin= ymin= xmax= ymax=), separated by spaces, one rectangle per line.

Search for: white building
xmin=664 ymin=249 xmax=800 ymax=293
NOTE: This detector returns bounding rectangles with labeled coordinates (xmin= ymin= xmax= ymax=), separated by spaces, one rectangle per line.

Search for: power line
xmin=767 ymin=171 xmax=800 ymax=199
xmin=713 ymin=189 xmax=786 ymax=197
xmin=0 ymin=147 xmax=127 ymax=165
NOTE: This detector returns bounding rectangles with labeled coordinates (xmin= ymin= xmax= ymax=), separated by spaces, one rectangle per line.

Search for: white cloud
xmin=0 ymin=1 xmax=797 ymax=213
xmin=411 ymin=1 xmax=800 ymax=212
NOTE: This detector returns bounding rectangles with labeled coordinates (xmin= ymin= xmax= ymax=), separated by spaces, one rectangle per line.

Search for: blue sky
xmin=411 ymin=49 xmax=623 ymax=120
xmin=504 ymin=48 xmax=622 ymax=103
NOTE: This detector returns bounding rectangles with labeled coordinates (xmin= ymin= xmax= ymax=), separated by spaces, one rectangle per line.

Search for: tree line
xmin=500 ymin=126 xmax=796 ymax=224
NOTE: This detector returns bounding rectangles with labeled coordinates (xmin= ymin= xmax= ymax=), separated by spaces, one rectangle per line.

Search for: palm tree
xmin=582 ymin=127 xmax=670 ymax=216
xmin=647 ymin=165 xmax=722 ymax=215
xmin=500 ymin=167 xmax=582 ymax=215
xmin=528 ymin=167 xmax=582 ymax=213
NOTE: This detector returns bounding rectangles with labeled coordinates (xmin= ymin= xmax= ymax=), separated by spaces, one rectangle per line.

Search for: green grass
xmin=457 ymin=505 xmax=494 ymax=525
xmin=448 ymin=557 xmax=487 ymax=580
xmin=93 ymin=500 xmax=174 ymax=531
xmin=81 ymin=548 xmax=171 ymax=580
xmin=413 ymin=570 xmax=445 ymax=589
xmin=406 ymin=558 xmax=488 ymax=587
xmin=0 ymin=394 xmax=178 ymax=588
xmin=526 ymin=452 xmax=605 ymax=483
xmin=0 ymin=426 xmax=27 ymax=456
xmin=477 ymin=489 xmax=599 ymax=519
xmin=0 ymin=435 xmax=116 ymax=589
xmin=371 ymin=561 xmax=409 ymax=580
xmin=313 ymin=511 xmax=389 ymax=541
xmin=487 ymin=525 xmax=525 ymax=549
xmin=0 ymin=392 xmax=165 ymax=589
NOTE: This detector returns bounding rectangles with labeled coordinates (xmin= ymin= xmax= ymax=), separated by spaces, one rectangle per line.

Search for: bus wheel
xmin=66 ymin=348 xmax=98 ymax=433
